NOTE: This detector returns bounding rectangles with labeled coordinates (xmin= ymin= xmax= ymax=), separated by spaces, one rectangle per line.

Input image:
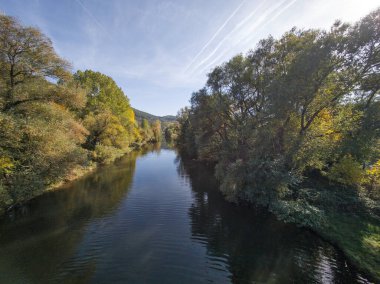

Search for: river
xmin=0 ymin=147 xmax=370 ymax=283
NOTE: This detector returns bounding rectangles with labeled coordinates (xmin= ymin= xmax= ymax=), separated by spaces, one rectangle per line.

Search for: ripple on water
xmin=0 ymin=149 xmax=372 ymax=284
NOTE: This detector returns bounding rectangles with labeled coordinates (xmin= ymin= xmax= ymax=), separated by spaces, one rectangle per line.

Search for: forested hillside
xmin=133 ymin=108 xmax=177 ymax=143
xmin=176 ymin=8 xmax=380 ymax=280
xmin=0 ymin=15 xmax=161 ymax=214
xmin=133 ymin=108 xmax=176 ymax=124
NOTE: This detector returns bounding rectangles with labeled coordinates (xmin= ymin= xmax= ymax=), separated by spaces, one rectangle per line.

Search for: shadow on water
xmin=176 ymin=153 xmax=370 ymax=284
xmin=0 ymin=147 xmax=155 ymax=284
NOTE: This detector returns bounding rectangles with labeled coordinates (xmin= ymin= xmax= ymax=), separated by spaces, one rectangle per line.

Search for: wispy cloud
xmin=196 ymin=0 xmax=298 ymax=75
xmin=74 ymin=0 xmax=107 ymax=34
xmin=186 ymin=0 xmax=294 ymax=75
xmin=264 ymin=0 xmax=298 ymax=26
xmin=184 ymin=0 xmax=246 ymax=72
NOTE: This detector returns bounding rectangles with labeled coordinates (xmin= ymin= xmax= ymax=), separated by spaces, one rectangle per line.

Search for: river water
xmin=0 ymin=147 xmax=370 ymax=283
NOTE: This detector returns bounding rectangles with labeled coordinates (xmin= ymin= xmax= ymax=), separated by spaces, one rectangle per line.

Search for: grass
xmin=270 ymin=177 xmax=380 ymax=281
xmin=315 ymin=212 xmax=380 ymax=282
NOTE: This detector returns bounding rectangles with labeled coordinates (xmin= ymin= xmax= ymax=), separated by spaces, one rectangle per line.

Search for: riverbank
xmin=177 ymin=150 xmax=380 ymax=281
xmin=0 ymin=165 xmax=92 ymax=216
xmin=262 ymin=180 xmax=380 ymax=282
xmin=315 ymin=211 xmax=380 ymax=282
xmin=179 ymin=153 xmax=380 ymax=281
xmin=0 ymin=142 xmax=164 ymax=216
xmin=0 ymin=146 xmax=136 ymax=216
xmin=308 ymin=184 xmax=379 ymax=282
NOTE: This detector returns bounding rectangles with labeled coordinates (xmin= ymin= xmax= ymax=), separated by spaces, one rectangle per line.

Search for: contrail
xmin=234 ymin=0 xmax=299 ymax=51
xmin=75 ymin=0 xmax=106 ymax=33
xmin=197 ymin=0 xmax=297 ymax=75
xmin=264 ymin=0 xmax=298 ymax=26
xmin=187 ymin=0 xmax=271 ymax=74
xmin=184 ymin=0 xmax=247 ymax=72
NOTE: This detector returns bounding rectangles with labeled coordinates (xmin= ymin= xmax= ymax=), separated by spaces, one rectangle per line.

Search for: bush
xmin=271 ymin=199 xmax=325 ymax=229
xmin=0 ymin=183 xmax=13 ymax=213
xmin=328 ymin=155 xmax=364 ymax=186
xmin=363 ymin=160 xmax=380 ymax=200
xmin=92 ymin=144 xmax=125 ymax=164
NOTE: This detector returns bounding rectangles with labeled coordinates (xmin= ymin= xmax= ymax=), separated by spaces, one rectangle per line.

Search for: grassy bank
xmin=317 ymin=212 xmax=380 ymax=281
xmin=267 ymin=179 xmax=380 ymax=281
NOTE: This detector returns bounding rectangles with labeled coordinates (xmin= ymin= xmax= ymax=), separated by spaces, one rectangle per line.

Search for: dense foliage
xmin=178 ymin=9 xmax=379 ymax=222
xmin=177 ymin=10 xmax=380 ymax=278
xmin=164 ymin=122 xmax=180 ymax=143
xmin=0 ymin=15 xmax=160 ymax=213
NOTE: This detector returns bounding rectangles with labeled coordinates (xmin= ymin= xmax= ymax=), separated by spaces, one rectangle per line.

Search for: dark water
xmin=0 ymin=147 xmax=371 ymax=283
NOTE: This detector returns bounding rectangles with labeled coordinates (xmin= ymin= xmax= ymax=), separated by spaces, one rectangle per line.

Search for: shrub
xmin=0 ymin=183 xmax=13 ymax=213
xmin=328 ymin=155 xmax=364 ymax=186
xmin=93 ymin=144 xmax=125 ymax=164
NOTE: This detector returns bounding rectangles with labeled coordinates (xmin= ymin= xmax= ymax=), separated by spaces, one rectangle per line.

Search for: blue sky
xmin=1 ymin=0 xmax=379 ymax=115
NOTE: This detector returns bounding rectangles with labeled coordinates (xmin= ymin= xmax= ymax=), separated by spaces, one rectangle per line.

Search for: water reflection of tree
xmin=0 ymin=147 xmax=154 ymax=284
xmin=177 ymin=154 xmax=364 ymax=284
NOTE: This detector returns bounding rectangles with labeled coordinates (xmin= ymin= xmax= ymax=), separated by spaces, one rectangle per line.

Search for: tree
xmin=140 ymin=118 xmax=153 ymax=142
xmin=178 ymin=8 xmax=380 ymax=208
xmin=0 ymin=16 xmax=89 ymax=211
xmin=151 ymin=120 xmax=162 ymax=142
xmin=74 ymin=70 xmax=135 ymax=125
xmin=164 ymin=122 xmax=180 ymax=142
xmin=0 ymin=15 xmax=71 ymax=111
xmin=74 ymin=70 xmax=139 ymax=149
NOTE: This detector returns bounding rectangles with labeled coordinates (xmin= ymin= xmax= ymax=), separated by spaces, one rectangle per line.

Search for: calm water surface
xmin=0 ymin=147 xmax=371 ymax=283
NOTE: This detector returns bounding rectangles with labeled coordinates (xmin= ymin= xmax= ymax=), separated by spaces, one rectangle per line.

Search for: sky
xmin=1 ymin=0 xmax=379 ymax=116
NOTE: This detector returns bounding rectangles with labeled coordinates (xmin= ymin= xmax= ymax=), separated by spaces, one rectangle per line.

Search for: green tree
xmin=178 ymin=8 xmax=380 ymax=209
xmin=164 ymin=122 xmax=180 ymax=142
xmin=74 ymin=70 xmax=138 ymax=150
xmin=74 ymin=70 xmax=135 ymax=125
xmin=0 ymin=15 xmax=71 ymax=111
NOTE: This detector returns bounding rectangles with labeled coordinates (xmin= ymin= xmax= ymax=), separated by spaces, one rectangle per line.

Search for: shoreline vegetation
xmin=174 ymin=8 xmax=380 ymax=281
xmin=4 ymin=143 xmax=151 ymax=214
xmin=0 ymin=15 xmax=163 ymax=215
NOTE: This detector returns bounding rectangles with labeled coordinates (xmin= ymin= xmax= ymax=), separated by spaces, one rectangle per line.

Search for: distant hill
xmin=133 ymin=108 xmax=176 ymax=124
